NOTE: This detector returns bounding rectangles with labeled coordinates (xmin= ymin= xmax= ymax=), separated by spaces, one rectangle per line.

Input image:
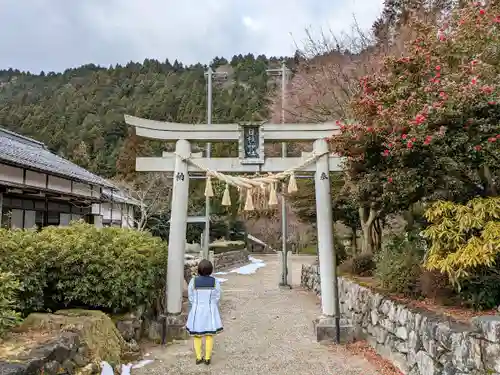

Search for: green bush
xmin=422 ymin=198 xmax=500 ymax=310
xmin=0 ymin=228 xmax=47 ymax=312
xmin=210 ymin=219 xmax=229 ymax=241
xmin=375 ymin=232 xmax=426 ymax=295
xmin=0 ymin=223 xmax=168 ymax=314
xmin=417 ymin=270 xmax=454 ymax=302
xmin=299 ymin=245 xmax=317 ymax=255
xmin=339 ymin=253 xmax=375 ymax=276
xmin=334 ymin=235 xmax=347 ymax=264
xmin=0 ymin=271 xmax=22 ymax=335
xmin=299 ymin=237 xmax=346 ymax=264
xmin=455 ymin=261 xmax=500 ymax=310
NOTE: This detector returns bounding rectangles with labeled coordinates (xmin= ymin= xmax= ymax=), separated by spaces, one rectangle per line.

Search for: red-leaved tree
xmin=331 ymin=3 xmax=500 ymax=251
xmin=330 ymin=2 xmax=500 ymax=253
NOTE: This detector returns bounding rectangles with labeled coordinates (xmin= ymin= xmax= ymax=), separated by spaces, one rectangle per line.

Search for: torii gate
xmin=125 ymin=114 xmax=345 ymax=342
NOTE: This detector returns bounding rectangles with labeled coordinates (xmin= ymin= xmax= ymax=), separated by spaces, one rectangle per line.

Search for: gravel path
xmin=135 ymin=255 xmax=381 ymax=375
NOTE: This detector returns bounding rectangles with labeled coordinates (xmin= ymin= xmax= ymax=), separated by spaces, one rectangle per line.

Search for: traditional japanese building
xmin=0 ymin=127 xmax=137 ymax=229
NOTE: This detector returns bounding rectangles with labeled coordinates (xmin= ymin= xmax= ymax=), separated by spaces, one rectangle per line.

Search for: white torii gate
xmin=125 ymin=114 xmax=345 ymax=342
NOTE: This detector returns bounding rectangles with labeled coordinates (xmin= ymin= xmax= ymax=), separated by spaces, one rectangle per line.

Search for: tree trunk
xmin=481 ymin=165 xmax=497 ymax=196
xmin=361 ymin=225 xmax=372 ymax=253
xmin=403 ymin=210 xmax=415 ymax=231
xmin=137 ymin=207 xmax=148 ymax=231
xmin=351 ymin=226 xmax=358 ymax=255
xmin=359 ymin=205 xmax=379 ymax=253
xmin=372 ymin=218 xmax=382 ymax=252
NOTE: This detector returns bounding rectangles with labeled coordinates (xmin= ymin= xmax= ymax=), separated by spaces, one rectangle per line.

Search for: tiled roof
xmin=102 ymin=188 xmax=141 ymax=206
xmin=0 ymin=127 xmax=115 ymax=188
xmin=247 ymin=234 xmax=267 ymax=246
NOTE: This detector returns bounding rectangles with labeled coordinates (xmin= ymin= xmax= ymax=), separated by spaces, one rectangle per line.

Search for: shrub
xmin=417 ymin=270 xmax=454 ymax=302
xmin=339 ymin=253 xmax=375 ymax=276
xmin=299 ymin=245 xmax=317 ymax=255
xmin=0 ymin=271 xmax=22 ymax=335
xmin=423 ymin=198 xmax=500 ymax=282
xmin=210 ymin=219 xmax=229 ymax=241
xmin=0 ymin=223 xmax=168 ymax=314
xmin=334 ymin=235 xmax=347 ymax=264
xmin=299 ymin=235 xmax=346 ymax=264
xmin=422 ymin=198 xmax=500 ymax=309
xmin=375 ymin=232 xmax=426 ymax=295
xmin=0 ymin=228 xmax=47 ymax=312
xmin=455 ymin=262 xmax=500 ymax=310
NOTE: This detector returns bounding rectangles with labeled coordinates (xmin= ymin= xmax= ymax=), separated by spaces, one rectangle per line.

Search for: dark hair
xmin=198 ymin=259 xmax=213 ymax=276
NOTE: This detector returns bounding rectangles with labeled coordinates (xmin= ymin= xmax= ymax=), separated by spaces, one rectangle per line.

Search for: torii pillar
xmin=124 ymin=115 xmax=351 ymax=343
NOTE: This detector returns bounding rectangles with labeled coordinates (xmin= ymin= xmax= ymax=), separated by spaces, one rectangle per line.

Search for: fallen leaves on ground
xmin=329 ymin=340 xmax=403 ymax=375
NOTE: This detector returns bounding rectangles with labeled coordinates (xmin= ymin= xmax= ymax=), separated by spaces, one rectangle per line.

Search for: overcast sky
xmin=0 ymin=0 xmax=384 ymax=74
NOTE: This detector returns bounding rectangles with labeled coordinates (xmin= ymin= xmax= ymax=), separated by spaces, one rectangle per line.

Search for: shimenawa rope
xmin=175 ymin=150 xmax=329 ymax=210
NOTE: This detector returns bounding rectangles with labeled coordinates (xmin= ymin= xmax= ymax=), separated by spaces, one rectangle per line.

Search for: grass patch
xmin=299 ymin=245 xmax=317 ymax=255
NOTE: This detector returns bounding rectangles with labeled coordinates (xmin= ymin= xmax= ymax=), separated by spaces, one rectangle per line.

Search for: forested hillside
xmin=0 ymin=0 xmax=463 ymax=247
xmin=0 ymin=0 xmax=455 ymax=179
xmin=0 ymin=54 xmax=294 ymax=178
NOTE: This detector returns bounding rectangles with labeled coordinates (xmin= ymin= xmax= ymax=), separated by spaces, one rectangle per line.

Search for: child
xmin=185 ymin=259 xmax=223 ymax=365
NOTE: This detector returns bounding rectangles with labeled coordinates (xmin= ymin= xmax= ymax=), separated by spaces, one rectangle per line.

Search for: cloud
xmin=0 ymin=0 xmax=383 ymax=73
xmin=242 ymin=16 xmax=262 ymax=32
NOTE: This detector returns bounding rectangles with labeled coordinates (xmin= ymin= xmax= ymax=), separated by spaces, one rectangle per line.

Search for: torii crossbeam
xmin=125 ymin=114 xmax=346 ymax=343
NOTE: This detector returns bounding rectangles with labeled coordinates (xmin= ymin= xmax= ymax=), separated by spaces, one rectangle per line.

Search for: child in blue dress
xmin=185 ymin=259 xmax=223 ymax=365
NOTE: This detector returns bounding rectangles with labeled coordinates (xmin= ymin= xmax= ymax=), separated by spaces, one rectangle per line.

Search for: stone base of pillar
xmin=279 ymin=283 xmax=292 ymax=289
xmin=313 ymin=316 xmax=354 ymax=344
xmin=161 ymin=313 xmax=188 ymax=343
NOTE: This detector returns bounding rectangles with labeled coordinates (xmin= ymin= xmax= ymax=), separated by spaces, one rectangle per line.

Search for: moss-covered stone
xmin=54 ymin=310 xmax=128 ymax=366
xmin=1 ymin=309 xmax=136 ymax=374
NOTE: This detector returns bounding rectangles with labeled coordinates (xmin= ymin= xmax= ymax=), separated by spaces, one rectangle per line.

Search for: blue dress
xmin=185 ymin=276 xmax=223 ymax=336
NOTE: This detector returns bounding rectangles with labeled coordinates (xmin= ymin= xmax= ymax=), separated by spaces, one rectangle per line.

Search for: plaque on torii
xmin=124 ymin=114 xmax=343 ymax=335
xmin=238 ymin=123 xmax=264 ymax=164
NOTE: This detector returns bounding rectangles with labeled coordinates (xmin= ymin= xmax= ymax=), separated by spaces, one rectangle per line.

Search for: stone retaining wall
xmin=301 ymin=264 xmax=500 ymax=375
xmin=184 ymin=249 xmax=249 ymax=283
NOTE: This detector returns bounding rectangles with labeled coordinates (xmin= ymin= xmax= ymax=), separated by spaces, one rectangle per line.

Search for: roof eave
xmin=0 ymin=158 xmax=115 ymax=189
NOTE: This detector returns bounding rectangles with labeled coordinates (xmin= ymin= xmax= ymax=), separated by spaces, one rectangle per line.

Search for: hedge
xmin=0 ymin=222 xmax=168 ymax=314
xmin=0 ymin=271 xmax=22 ymax=335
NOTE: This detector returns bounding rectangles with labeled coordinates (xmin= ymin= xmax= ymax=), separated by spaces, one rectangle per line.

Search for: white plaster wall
xmin=24 ymin=210 xmax=36 ymax=229
xmin=92 ymin=186 xmax=101 ymax=198
xmin=48 ymin=176 xmax=72 ymax=193
xmin=91 ymin=203 xmax=101 ymax=215
xmin=0 ymin=164 xmax=24 ymax=185
xmin=71 ymin=214 xmax=82 ymax=222
xmin=60 ymin=213 xmax=71 ymax=226
xmin=11 ymin=209 xmax=23 ymax=229
xmin=98 ymin=202 xmax=136 ymax=227
xmin=94 ymin=215 xmax=103 ymax=228
xmin=111 ymin=203 xmax=122 ymax=221
xmin=101 ymin=202 xmax=112 ymax=220
xmin=121 ymin=204 xmax=135 ymax=228
xmin=72 ymin=182 xmax=93 ymax=197
xmin=25 ymin=170 xmax=46 ymax=189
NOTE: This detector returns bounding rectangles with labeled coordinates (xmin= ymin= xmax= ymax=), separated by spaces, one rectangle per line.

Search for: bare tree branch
xmin=112 ymin=173 xmax=172 ymax=231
